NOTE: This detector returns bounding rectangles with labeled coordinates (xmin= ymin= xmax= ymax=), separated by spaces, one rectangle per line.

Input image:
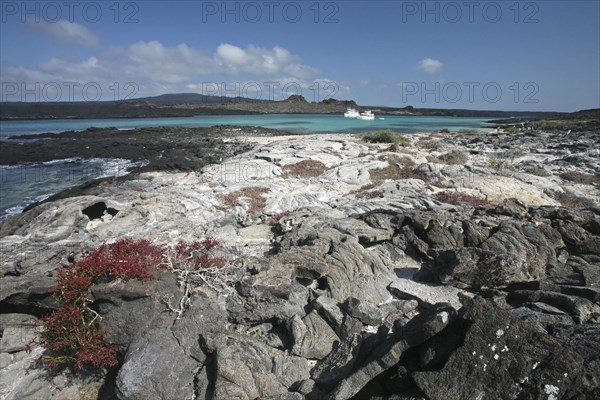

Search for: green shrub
xmin=503 ymin=127 xmax=519 ymax=134
xmin=435 ymin=150 xmax=468 ymax=165
xmin=419 ymin=139 xmax=443 ymax=151
xmin=362 ymin=129 xmax=410 ymax=145
xmin=369 ymin=162 xmax=431 ymax=183
xmin=486 ymin=155 xmax=513 ymax=172
xmin=377 ymin=154 xmax=415 ymax=167
xmin=486 ymin=149 xmax=524 ymax=173
xmin=523 ymin=166 xmax=551 ymax=177
xmin=537 ymin=121 xmax=564 ymax=131
xmin=369 ymin=163 xmax=404 ymax=181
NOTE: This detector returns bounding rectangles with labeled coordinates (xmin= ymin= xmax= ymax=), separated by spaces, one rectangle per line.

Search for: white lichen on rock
xmin=544 ymin=384 xmax=559 ymax=400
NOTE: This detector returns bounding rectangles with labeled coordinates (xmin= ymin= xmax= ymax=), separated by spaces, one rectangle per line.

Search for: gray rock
xmin=202 ymin=333 xmax=310 ymax=399
xmin=326 ymin=303 xmax=455 ymax=400
xmin=311 ymin=333 xmax=362 ymax=388
xmin=259 ymin=393 xmax=305 ymax=400
xmin=343 ymin=297 xmax=383 ymax=325
xmin=507 ymin=290 xmax=600 ymax=324
xmin=378 ymin=299 xmax=419 ymax=318
xmin=171 ymin=292 xmax=229 ymax=362
xmin=420 ymin=219 xmax=463 ymax=250
xmin=494 ymin=197 xmax=529 ymax=218
xmin=291 ymin=310 xmax=339 ymax=359
xmin=509 ymin=306 xmax=574 ymax=333
xmin=117 ymin=333 xmax=199 ymax=400
xmin=413 ymin=297 xmax=584 ymax=400
xmin=461 ymin=220 xmax=490 ymax=247
xmin=0 ymin=314 xmax=37 ymax=353
xmin=2 ymin=133 xmax=599 ymax=399
xmin=312 ymin=296 xmax=345 ymax=336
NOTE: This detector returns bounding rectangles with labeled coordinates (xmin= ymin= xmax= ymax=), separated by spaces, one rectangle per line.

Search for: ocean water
xmin=0 ymin=114 xmax=495 ymax=218
xmin=0 ymin=158 xmax=147 ymax=219
xmin=0 ymin=114 xmax=495 ymax=138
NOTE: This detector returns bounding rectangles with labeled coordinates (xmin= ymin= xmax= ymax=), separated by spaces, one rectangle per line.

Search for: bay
xmin=0 ymin=113 xmax=496 ymax=218
xmin=0 ymin=114 xmax=495 ymax=138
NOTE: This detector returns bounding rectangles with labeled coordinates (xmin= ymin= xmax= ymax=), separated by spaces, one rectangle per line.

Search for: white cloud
xmin=28 ymin=19 xmax=99 ymax=47
xmin=215 ymin=43 xmax=249 ymax=66
xmin=127 ymin=41 xmax=214 ymax=83
xmin=416 ymin=58 xmax=443 ymax=74
xmin=282 ymin=64 xmax=319 ymax=80
xmin=215 ymin=44 xmax=317 ymax=78
xmin=0 ymin=41 xmax=324 ymax=101
xmin=359 ymin=78 xmax=371 ymax=85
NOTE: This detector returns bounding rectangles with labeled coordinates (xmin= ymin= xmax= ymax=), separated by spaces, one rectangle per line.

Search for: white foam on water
xmin=0 ymin=158 xmax=148 ymax=219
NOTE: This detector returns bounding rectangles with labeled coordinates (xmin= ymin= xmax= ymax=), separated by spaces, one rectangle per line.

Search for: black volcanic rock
xmin=0 ymin=126 xmax=281 ymax=169
xmin=413 ymin=296 xmax=586 ymax=400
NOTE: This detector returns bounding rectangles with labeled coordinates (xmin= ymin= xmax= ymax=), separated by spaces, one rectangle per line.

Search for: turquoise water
xmin=0 ymin=113 xmax=495 ymax=218
xmin=0 ymin=114 xmax=495 ymax=137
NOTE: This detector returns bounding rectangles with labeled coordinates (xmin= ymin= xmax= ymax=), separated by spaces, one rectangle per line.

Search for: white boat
xmin=344 ymin=108 xmax=360 ymax=118
xmin=357 ymin=110 xmax=375 ymax=120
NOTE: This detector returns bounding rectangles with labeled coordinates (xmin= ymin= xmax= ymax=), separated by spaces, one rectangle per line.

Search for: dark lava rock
xmin=1 ymin=126 xmax=281 ymax=171
xmin=412 ymin=296 xmax=585 ymax=400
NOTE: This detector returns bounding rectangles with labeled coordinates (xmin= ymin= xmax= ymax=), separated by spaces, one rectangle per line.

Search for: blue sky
xmin=1 ymin=0 xmax=598 ymax=111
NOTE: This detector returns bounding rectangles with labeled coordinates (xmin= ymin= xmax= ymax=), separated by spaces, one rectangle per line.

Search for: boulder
xmin=325 ymin=303 xmax=455 ymax=400
xmin=201 ymin=333 xmax=310 ymax=400
xmin=413 ymin=297 xmax=584 ymax=400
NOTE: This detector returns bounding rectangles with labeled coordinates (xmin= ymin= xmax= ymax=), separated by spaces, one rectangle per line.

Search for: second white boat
xmin=357 ymin=110 xmax=375 ymax=120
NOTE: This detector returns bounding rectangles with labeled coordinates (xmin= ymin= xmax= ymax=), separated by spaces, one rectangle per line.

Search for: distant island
xmin=0 ymin=93 xmax=572 ymax=121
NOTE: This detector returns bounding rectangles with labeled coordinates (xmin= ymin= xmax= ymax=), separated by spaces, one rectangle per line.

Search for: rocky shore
xmin=0 ymin=125 xmax=286 ymax=170
xmin=0 ymin=94 xmax=558 ymax=121
xmin=1 ymin=124 xmax=599 ymax=399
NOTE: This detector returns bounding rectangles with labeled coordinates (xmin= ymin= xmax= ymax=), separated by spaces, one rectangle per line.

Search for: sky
xmin=0 ymin=0 xmax=599 ymax=111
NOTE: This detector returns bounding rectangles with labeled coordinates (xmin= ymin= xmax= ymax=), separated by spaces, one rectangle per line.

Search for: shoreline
xmin=1 ymin=121 xmax=599 ymax=399
xmin=0 ymin=98 xmax=568 ymax=121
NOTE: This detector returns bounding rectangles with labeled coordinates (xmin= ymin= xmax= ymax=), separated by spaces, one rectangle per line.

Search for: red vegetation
xmin=435 ymin=191 xmax=490 ymax=207
xmin=38 ymin=304 xmax=118 ymax=370
xmin=281 ymin=160 xmax=328 ymax=178
xmin=267 ymin=210 xmax=291 ymax=225
xmin=36 ymin=237 xmax=228 ymax=371
xmin=56 ymin=239 xmax=162 ymax=296
xmin=221 ymin=186 xmax=270 ymax=213
xmin=37 ymin=239 xmax=164 ymax=371
xmin=173 ymin=239 xmax=226 ymax=270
